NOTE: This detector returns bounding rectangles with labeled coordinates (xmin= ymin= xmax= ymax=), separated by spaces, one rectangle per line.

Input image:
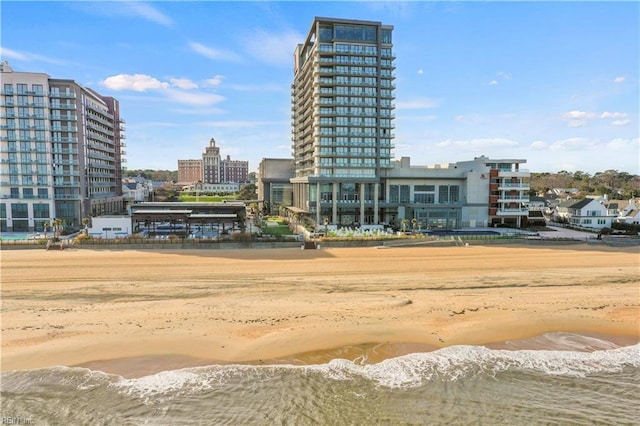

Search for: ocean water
xmin=1 ymin=333 xmax=638 ymax=425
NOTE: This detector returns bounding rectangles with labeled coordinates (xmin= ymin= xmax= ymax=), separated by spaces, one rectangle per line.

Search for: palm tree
xmin=51 ymin=218 xmax=64 ymax=241
xmin=43 ymin=220 xmax=51 ymax=239
xmin=82 ymin=217 xmax=91 ymax=235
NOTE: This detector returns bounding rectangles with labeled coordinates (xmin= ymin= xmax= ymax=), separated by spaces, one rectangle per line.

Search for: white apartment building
xmin=0 ymin=61 xmax=125 ymax=233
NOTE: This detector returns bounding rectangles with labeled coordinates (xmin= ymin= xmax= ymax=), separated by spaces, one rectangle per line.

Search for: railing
xmin=498 ymin=182 xmax=530 ymax=189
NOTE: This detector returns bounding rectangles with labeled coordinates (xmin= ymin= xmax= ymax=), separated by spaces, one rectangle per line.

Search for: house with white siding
xmin=553 ymin=197 xmax=616 ymax=229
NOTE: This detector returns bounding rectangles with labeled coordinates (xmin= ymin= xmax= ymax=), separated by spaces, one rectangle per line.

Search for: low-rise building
xmin=86 ymin=215 xmax=132 ymax=239
xmin=258 ymin=155 xmax=531 ymax=230
xmin=553 ymin=197 xmax=617 ymax=229
xmin=257 ymin=158 xmax=295 ymax=215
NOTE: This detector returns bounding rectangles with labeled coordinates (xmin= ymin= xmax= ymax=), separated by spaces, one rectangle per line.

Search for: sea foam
xmin=110 ymin=340 xmax=640 ymax=397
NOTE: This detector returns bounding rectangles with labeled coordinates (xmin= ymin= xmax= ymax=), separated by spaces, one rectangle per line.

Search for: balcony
xmin=50 ymin=104 xmax=77 ymax=110
xmin=495 ymin=208 xmax=528 ymax=216
xmin=51 ymin=126 xmax=78 ymax=132
xmin=497 ymin=169 xmax=530 ymax=177
xmin=498 ymin=181 xmax=530 ymax=190
xmin=497 ymin=195 xmax=530 ymax=203
xmin=50 ymin=114 xmax=77 ymax=121
xmin=49 ymin=92 xmax=77 ymax=99
xmin=54 ymin=194 xmax=82 ymax=199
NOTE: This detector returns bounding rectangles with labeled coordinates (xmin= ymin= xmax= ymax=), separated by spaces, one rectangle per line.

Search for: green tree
xmin=237 ymin=184 xmax=257 ymax=200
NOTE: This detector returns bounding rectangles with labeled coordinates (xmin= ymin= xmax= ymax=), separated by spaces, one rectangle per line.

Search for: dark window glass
xmin=11 ymin=203 xmax=28 ymax=218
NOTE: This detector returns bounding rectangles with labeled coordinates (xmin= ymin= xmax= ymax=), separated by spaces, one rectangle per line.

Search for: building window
xmin=414 ymin=193 xmax=434 ymax=204
xmin=11 ymin=203 xmax=28 ymax=218
xmin=33 ymin=203 xmax=50 ymax=218
xmin=381 ymin=29 xmax=392 ymax=44
xmin=399 ymin=185 xmax=410 ymax=203
xmin=389 ymin=185 xmax=399 ymax=203
xmin=438 ymin=185 xmax=460 ymax=204
xmin=56 ymin=202 xmax=75 ymax=219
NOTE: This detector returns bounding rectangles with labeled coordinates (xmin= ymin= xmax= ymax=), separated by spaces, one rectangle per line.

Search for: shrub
xmin=231 ymin=232 xmax=252 ymax=242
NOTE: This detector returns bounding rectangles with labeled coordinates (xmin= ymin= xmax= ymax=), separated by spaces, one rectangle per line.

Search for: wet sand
xmin=1 ymin=245 xmax=639 ymax=377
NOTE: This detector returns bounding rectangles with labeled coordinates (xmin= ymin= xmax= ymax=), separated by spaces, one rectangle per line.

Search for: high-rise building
xmin=290 ymin=17 xmax=395 ymax=227
xmin=0 ymin=61 xmax=125 ymax=233
xmin=202 ymin=137 xmax=221 ymax=184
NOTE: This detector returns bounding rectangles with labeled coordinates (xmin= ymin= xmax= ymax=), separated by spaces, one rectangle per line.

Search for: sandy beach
xmin=1 ymin=244 xmax=639 ymax=377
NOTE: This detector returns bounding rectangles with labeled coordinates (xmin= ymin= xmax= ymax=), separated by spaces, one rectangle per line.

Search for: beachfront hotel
xmin=177 ymin=137 xmax=249 ymax=185
xmin=290 ymin=17 xmax=396 ymax=227
xmin=258 ymin=17 xmax=531 ymax=230
xmin=0 ymin=61 xmax=126 ymax=233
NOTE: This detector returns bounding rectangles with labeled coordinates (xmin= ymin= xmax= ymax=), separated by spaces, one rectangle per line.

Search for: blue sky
xmin=2 ymin=1 xmax=638 ymax=174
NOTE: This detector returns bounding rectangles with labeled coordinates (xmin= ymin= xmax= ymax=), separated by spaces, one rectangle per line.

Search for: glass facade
xmin=292 ymin=18 xmax=395 ymax=181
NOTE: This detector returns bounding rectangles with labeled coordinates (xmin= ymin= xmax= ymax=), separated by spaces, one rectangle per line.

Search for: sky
xmin=1 ymin=1 xmax=638 ymax=175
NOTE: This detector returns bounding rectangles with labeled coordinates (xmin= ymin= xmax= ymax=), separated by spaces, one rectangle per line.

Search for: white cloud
xmin=488 ymin=71 xmax=511 ymax=86
xmin=417 ymin=69 xmax=424 ymax=75
xmin=1 ymin=47 xmax=30 ymax=61
xmin=530 ymin=141 xmax=547 ymax=150
xmin=455 ymin=115 xmax=465 ymax=122
xmin=169 ymin=78 xmax=198 ymax=90
xmin=435 ymin=138 xmax=518 ymax=149
xmin=607 ymin=137 xmax=639 ymax=150
xmin=241 ymin=29 xmax=303 ymax=67
xmin=101 ymin=74 xmax=225 ymax=106
xmin=560 ymin=110 xmax=596 ymax=120
xmin=600 ymin=111 xmax=627 ymax=119
xmin=559 ymin=110 xmax=597 ymax=127
xmin=189 ymin=42 xmax=242 ymax=62
xmin=567 ymin=120 xmax=586 ymax=128
xmin=612 ymin=119 xmax=631 ymax=126
xmin=396 ymin=98 xmax=439 ymax=109
xmin=165 ymin=89 xmax=224 ymax=106
xmin=600 ymin=112 xmax=630 ymax=126
xmin=101 ymin=74 xmax=169 ymax=91
xmin=0 ymin=47 xmax=66 ymax=65
xmin=614 ymin=76 xmax=625 ymax=83
xmin=549 ymin=137 xmax=597 ymax=152
xmin=204 ymin=75 xmax=225 ymax=87
xmin=559 ymin=110 xmax=632 ymax=127
xmin=123 ymin=2 xmax=173 ymax=27
xmin=72 ymin=1 xmax=173 ymax=28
